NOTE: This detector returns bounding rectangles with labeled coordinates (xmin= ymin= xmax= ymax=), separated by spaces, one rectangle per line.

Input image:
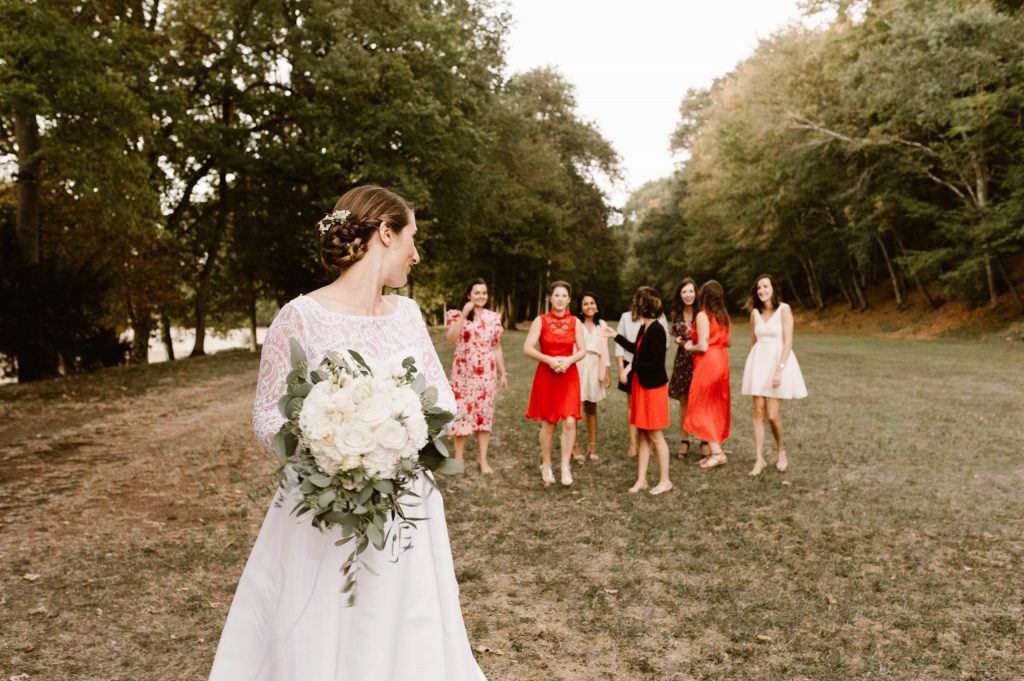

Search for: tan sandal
xmin=699 ymin=453 xmax=728 ymax=469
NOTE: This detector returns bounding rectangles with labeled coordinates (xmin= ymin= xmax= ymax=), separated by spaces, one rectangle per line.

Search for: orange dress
xmin=629 ymin=333 xmax=670 ymax=430
xmin=683 ymin=317 xmax=731 ymax=443
xmin=525 ymin=311 xmax=582 ymax=423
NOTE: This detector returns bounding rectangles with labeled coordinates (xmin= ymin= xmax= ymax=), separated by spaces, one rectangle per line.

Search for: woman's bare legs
xmin=766 ymin=397 xmax=786 ymax=471
xmin=476 ymin=431 xmax=493 ymax=474
xmin=648 ymin=429 xmax=673 ymax=494
xmin=539 ymin=422 xmax=555 ymax=484
xmin=750 ymin=396 xmax=767 ymax=476
xmin=630 ymin=431 xmax=651 ymax=492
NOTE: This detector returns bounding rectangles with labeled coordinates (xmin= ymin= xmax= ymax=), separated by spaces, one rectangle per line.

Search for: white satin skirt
xmin=209 ymin=475 xmax=487 ymax=681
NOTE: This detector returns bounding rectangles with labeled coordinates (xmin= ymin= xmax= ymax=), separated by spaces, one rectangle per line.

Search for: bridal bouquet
xmin=271 ymin=338 xmax=459 ymax=603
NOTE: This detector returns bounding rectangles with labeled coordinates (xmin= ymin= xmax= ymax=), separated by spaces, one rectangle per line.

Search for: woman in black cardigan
xmin=603 ymin=287 xmax=673 ymax=495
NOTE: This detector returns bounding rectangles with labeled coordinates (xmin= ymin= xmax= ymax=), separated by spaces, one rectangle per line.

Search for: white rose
xmin=336 ymin=422 xmax=376 ymax=456
xmin=363 ymin=447 xmax=401 ymax=479
xmin=375 ymin=418 xmax=409 ymax=451
xmin=355 ymin=393 xmax=392 ymax=427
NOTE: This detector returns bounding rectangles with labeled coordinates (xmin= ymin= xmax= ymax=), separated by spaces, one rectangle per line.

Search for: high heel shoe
xmin=540 ymin=465 xmax=555 ymax=486
xmin=561 ymin=466 xmax=574 ymax=486
xmin=749 ymin=458 xmax=767 ymax=477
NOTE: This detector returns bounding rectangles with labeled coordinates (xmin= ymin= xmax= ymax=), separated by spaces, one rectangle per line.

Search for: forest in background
xmin=624 ymin=0 xmax=1024 ymax=317
xmin=2 ymin=0 xmax=1023 ymax=383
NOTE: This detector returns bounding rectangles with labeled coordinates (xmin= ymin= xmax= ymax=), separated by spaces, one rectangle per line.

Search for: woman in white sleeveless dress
xmin=208 ymin=186 xmax=487 ymax=681
xmin=741 ymin=274 xmax=807 ymax=476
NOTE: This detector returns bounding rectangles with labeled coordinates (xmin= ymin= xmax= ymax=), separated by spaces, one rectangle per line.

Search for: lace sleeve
xmin=252 ymin=302 xmax=305 ymax=451
xmin=408 ymin=298 xmax=456 ymax=413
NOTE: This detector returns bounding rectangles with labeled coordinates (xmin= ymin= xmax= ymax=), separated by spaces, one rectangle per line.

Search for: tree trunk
xmin=191 ymin=170 xmax=230 ymax=357
xmin=14 ymin=113 xmax=40 ymax=267
xmin=248 ymin=276 xmax=258 ymax=352
xmin=130 ymin=314 xmax=151 ymax=364
xmin=875 ymin=232 xmax=904 ymax=307
xmin=160 ymin=309 xmax=175 ymax=361
xmin=838 ymin=279 xmax=854 ymax=309
xmin=850 ymin=274 xmax=869 ymax=311
xmin=892 ymin=230 xmax=939 ymax=308
xmin=784 ymin=274 xmax=806 ymax=308
xmin=994 ymin=255 xmax=1022 ymax=313
xmin=801 ymin=257 xmax=824 ymax=310
xmin=983 ymin=248 xmax=1000 ymax=311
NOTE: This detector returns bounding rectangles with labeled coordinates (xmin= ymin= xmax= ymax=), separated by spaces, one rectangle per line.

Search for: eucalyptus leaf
xmin=435 ymin=458 xmax=465 ymax=476
xmin=308 ymin=473 xmax=333 ymax=488
xmin=348 ymin=349 xmax=372 ymax=374
xmin=288 ymin=338 xmax=307 ymax=368
xmin=366 ymin=520 xmax=385 ymax=550
xmin=317 ymin=490 xmax=337 ymax=506
xmin=372 ymin=480 xmax=395 ymax=495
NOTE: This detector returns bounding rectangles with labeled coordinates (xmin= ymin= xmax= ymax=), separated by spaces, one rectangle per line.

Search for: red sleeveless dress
xmin=525 ymin=311 xmax=582 ymax=423
xmin=683 ymin=316 xmax=731 ymax=443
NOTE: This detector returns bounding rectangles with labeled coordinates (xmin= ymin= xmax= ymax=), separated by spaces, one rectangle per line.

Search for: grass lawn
xmin=1 ymin=325 xmax=1021 ymax=680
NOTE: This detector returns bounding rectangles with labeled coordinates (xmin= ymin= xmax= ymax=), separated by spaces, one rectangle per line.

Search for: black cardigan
xmin=614 ymin=320 xmax=669 ymax=390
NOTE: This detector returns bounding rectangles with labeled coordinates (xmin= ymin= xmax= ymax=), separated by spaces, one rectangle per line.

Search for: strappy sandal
xmin=540 ymin=465 xmax=555 ymax=486
xmin=587 ymin=442 xmax=599 ymax=461
xmin=699 ymin=452 xmax=728 ymax=470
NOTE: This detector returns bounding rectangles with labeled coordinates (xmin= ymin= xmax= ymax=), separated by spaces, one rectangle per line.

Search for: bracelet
xmin=777 ymin=363 xmax=785 ymax=369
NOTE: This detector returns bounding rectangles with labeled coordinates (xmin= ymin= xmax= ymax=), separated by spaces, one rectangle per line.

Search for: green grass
xmin=0 ymin=328 xmax=1021 ymax=680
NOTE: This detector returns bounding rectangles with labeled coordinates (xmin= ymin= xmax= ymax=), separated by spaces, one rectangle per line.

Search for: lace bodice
xmin=539 ymin=311 xmax=577 ymax=358
xmin=252 ymin=294 xmax=456 ymax=451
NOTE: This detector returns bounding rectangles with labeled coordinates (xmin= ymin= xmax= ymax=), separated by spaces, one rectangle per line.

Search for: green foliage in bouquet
xmin=271 ymin=338 xmax=461 ymax=603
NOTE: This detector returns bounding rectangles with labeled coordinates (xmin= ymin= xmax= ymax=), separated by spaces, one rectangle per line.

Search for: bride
xmin=209 ymin=185 xmax=487 ymax=681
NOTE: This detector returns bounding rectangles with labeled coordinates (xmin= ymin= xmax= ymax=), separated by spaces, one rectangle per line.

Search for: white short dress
xmin=741 ymin=303 xmax=808 ymax=400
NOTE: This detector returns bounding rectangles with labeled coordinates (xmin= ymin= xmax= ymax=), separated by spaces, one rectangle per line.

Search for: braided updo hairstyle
xmin=319 ymin=185 xmax=414 ymax=273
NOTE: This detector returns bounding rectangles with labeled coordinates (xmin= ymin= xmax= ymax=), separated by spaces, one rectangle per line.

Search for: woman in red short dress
xmin=684 ymin=280 xmax=731 ymax=469
xmin=524 ymin=280 xmax=586 ymax=487
xmin=606 ymin=287 xmax=673 ymax=495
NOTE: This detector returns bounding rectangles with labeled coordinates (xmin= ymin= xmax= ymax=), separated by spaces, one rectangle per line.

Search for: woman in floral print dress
xmin=446 ymin=278 xmax=507 ymax=473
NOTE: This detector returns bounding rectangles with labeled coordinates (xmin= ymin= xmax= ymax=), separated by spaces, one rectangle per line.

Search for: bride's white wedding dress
xmin=209 ymin=294 xmax=487 ymax=681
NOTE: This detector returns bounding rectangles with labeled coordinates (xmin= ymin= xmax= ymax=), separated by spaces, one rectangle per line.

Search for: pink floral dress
xmin=446 ymin=307 xmax=503 ymax=436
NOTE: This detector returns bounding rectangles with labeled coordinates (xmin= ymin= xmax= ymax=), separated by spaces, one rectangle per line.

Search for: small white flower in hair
xmin=317 ymin=209 xmax=352 ymax=235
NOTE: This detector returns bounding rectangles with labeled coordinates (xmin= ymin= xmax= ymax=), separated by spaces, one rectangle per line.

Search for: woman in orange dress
xmin=524 ymin=281 xmax=586 ymax=486
xmin=684 ymin=280 xmax=731 ymax=469
xmin=605 ymin=287 xmax=673 ymax=495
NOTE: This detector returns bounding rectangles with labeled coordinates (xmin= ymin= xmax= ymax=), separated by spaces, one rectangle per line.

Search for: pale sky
xmin=504 ymin=0 xmax=822 ymax=204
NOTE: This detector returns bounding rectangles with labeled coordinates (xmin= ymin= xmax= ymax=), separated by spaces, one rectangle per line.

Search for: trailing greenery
xmin=626 ymin=0 xmax=1024 ymax=313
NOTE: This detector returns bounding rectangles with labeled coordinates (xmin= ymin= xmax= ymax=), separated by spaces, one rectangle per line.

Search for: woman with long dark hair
xmin=667 ymin=277 xmax=699 ymax=458
xmin=741 ymin=274 xmax=807 ymax=475
xmin=684 ymin=280 xmax=731 ymax=470
xmin=446 ymin=278 xmax=507 ymax=474
xmin=572 ymin=292 xmax=611 ymax=461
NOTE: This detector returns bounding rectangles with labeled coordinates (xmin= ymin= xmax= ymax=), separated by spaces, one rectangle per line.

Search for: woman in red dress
xmin=524 ymin=281 xmax=586 ymax=486
xmin=684 ymin=280 xmax=731 ymax=469
xmin=606 ymin=287 xmax=673 ymax=495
